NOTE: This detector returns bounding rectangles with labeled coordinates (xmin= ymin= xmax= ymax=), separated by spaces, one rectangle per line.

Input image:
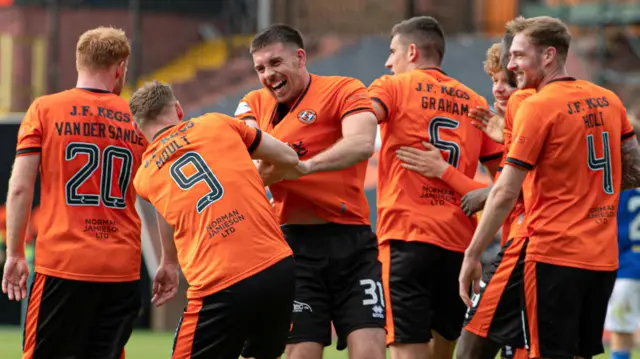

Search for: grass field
xmin=0 ymin=326 xmax=637 ymax=359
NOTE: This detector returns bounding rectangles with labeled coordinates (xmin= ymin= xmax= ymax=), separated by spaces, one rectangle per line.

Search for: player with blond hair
xmin=2 ymin=26 xmax=148 ymax=359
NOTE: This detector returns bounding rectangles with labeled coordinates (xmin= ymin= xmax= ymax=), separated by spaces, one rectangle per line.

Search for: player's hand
xmin=468 ymin=107 xmax=504 ymax=144
xmin=258 ymin=161 xmax=287 ymax=186
xmin=282 ymin=161 xmax=311 ymax=180
xmin=396 ymin=142 xmax=448 ymax=178
xmin=2 ymin=255 xmax=29 ymax=301
xmin=459 ymin=254 xmax=483 ymax=307
xmin=151 ymin=262 xmax=179 ymax=307
xmin=461 ymin=187 xmax=491 ymax=216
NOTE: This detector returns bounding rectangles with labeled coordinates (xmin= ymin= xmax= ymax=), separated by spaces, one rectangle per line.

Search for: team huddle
xmin=1 ymin=12 xmax=639 ymax=359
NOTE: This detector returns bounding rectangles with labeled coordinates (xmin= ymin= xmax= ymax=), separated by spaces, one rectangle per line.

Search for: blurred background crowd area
xmin=0 ymin=0 xmax=639 ymax=341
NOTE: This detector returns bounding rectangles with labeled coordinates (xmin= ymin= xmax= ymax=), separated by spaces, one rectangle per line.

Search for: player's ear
xmin=542 ymin=47 xmax=556 ymax=67
xmin=115 ymin=61 xmax=126 ymax=79
xmin=408 ymin=43 xmax=418 ymax=63
xmin=175 ymin=101 xmax=184 ymax=121
xmin=296 ymin=48 xmax=307 ymax=68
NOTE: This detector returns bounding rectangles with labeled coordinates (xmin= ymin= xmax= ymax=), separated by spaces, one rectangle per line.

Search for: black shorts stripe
xmin=341 ymin=107 xmax=373 ymax=120
xmin=506 ymin=157 xmax=534 ymax=170
xmin=16 ymin=147 xmax=41 ymax=156
xmin=371 ymin=97 xmax=389 ymax=119
xmin=480 ymin=152 xmax=503 ymax=163
xmin=247 ymin=129 xmax=262 ymax=155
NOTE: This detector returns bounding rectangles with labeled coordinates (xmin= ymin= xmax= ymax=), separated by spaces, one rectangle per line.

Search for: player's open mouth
xmin=271 ymin=80 xmax=287 ymax=94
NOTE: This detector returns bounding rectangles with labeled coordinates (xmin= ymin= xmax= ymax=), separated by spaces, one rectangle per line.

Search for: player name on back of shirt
xmin=416 ymin=82 xmax=472 ymax=116
xmin=55 ymin=105 xmax=145 ymax=147
xmin=564 ymin=96 xmax=610 ymax=129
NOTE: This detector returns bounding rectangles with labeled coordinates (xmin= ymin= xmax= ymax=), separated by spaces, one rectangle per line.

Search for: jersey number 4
xmin=587 ymin=132 xmax=613 ymax=195
xmin=170 ymin=152 xmax=224 ymax=214
xmin=65 ymin=142 xmax=133 ymax=209
xmin=429 ymin=117 xmax=460 ymax=168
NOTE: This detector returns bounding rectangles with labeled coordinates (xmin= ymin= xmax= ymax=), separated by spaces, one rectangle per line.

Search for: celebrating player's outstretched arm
xmin=2 ymin=154 xmax=40 ymax=301
xmin=286 ymin=111 xmax=377 ymax=179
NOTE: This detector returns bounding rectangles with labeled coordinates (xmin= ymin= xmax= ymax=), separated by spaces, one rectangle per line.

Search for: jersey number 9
xmin=170 ymin=152 xmax=224 ymax=214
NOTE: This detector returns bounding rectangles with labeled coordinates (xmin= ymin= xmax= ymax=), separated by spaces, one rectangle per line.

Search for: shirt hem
xmin=187 ymin=250 xmax=293 ymax=299
xmin=35 ymin=266 xmax=140 ymax=282
xmin=525 ymin=254 xmax=618 ymax=271
xmin=378 ymin=235 xmax=467 ymax=253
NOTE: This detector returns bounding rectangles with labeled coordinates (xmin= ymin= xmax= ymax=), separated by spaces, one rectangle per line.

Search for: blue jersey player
xmin=605 ymin=188 xmax=640 ymax=359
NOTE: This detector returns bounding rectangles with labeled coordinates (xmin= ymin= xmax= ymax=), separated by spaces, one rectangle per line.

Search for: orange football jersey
xmin=235 ymin=74 xmax=374 ymax=225
xmin=507 ymin=78 xmax=634 ymax=271
xmin=369 ymin=68 xmax=503 ymax=252
xmin=16 ymin=88 xmax=147 ymax=282
xmin=133 ymin=114 xmax=292 ymax=299
xmin=500 ymin=89 xmax=535 ymax=244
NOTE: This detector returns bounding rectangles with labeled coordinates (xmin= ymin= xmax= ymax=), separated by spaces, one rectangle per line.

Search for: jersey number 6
xmin=170 ymin=152 xmax=224 ymax=214
xmin=429 ymin=117 xmax=461 ymax=168
xmin=65 ymin=142 xmax=133 ymax=209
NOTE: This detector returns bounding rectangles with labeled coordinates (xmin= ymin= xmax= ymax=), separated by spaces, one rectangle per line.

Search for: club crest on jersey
xmin=297 ymin=110 xmax=317 ymax=124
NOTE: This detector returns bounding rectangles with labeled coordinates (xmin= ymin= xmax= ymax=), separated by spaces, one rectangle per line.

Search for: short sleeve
xmin=225 ymin=116 xmax=262 ymax=154
xmin=479 ymin=134 xmax=504 ymax=163
xmin=16 ymin=100 xmax=44 ymax=156
xmin=337 ymin=78 xmax=374 ymax=121
xmin=133 ymin=171 xmax=149 ymax=202
xmin=234 ymin=91 xmax=259 ymax=122
xmin=506 ymin=99 xmax=551 ymax=170
xmin=621 ymin=106 xmax=635 ymax=142
xmin=368 ymin=75 xmax=396 ymax=123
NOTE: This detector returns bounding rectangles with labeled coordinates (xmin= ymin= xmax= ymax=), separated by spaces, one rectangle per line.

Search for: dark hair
xmin=391 ymin=16 xmax=445 ymax=64
xmin=500 ymin=31 xmax=517 ymax=87
xmin=250 ymin=24 xmax=304 ymax=54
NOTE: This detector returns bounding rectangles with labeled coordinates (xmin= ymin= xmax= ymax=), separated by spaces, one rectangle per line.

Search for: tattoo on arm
xmin=621 ymin=138 xmax=640 ymax=190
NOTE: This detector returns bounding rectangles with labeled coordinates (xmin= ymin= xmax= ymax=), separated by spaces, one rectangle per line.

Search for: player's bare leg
xmin=284 ymin=342 xmax=323 ymax=359
xmin=609 ymin=332 xmax=634 ymax=359
xmin=455 ymin=330 xmax=501 ymax=359
xmin=427 ymin=331 xmax=456 ymax=359
xmin=390 ymin=343 xmax=429 ymax=359
xmin=346 ymin=328 xmax=386 ymax=359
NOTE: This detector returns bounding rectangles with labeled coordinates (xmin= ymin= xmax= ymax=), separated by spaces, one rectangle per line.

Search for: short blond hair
xmin=129 ymin=81 xmax=176 ymax=127
xmin=483 ymin=43 xmax=502 ymax=75
xmin=76 ymin=26 xmax=130 ymax=70
xmin=505 ymin=16 xmax=571 ymax=62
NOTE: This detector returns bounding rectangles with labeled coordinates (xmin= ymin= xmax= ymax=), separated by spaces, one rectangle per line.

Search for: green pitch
xmin=0 ymin=326 xmax=630 ymax=358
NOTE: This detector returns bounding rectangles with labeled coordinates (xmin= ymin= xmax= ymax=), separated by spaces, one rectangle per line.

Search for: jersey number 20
xmin=170 ymin=152 xmax=224 ymax=214
xmin=587 ymin=132 xmax=613 ymax=195
xmin=65 ymin=142 xmax=134 ymax=209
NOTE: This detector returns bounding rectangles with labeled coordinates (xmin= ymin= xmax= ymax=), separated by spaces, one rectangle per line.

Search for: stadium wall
xmin=0 ymin=6 xmax=224 ymax=112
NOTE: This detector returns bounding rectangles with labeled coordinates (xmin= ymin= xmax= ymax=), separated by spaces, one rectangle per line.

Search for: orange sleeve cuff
xmin=441 ymin=166 xmax=488 ymax=196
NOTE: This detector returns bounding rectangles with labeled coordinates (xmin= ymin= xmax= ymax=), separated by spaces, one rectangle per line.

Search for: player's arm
xmin=621 ymin=137 xmax=640 ymax=190
xmin=156 ymin=212 xmax=177 ymax=265
xmin=295 ymin=80 xmax=377 ymax=176
xmin=304 ymin=111 xmax=377 ymax=174
xmin=5 ymin=155 xmax=40 ymax=258
xmin=251 ymin=131 xmax=299 ymax=169
xmin=465 ymin=165 xmax=526 ymax=259
xmin=231 ymin=117 xmax=300 ymax=185
xmin=396 ymin=141 xmax=488 ymax=195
